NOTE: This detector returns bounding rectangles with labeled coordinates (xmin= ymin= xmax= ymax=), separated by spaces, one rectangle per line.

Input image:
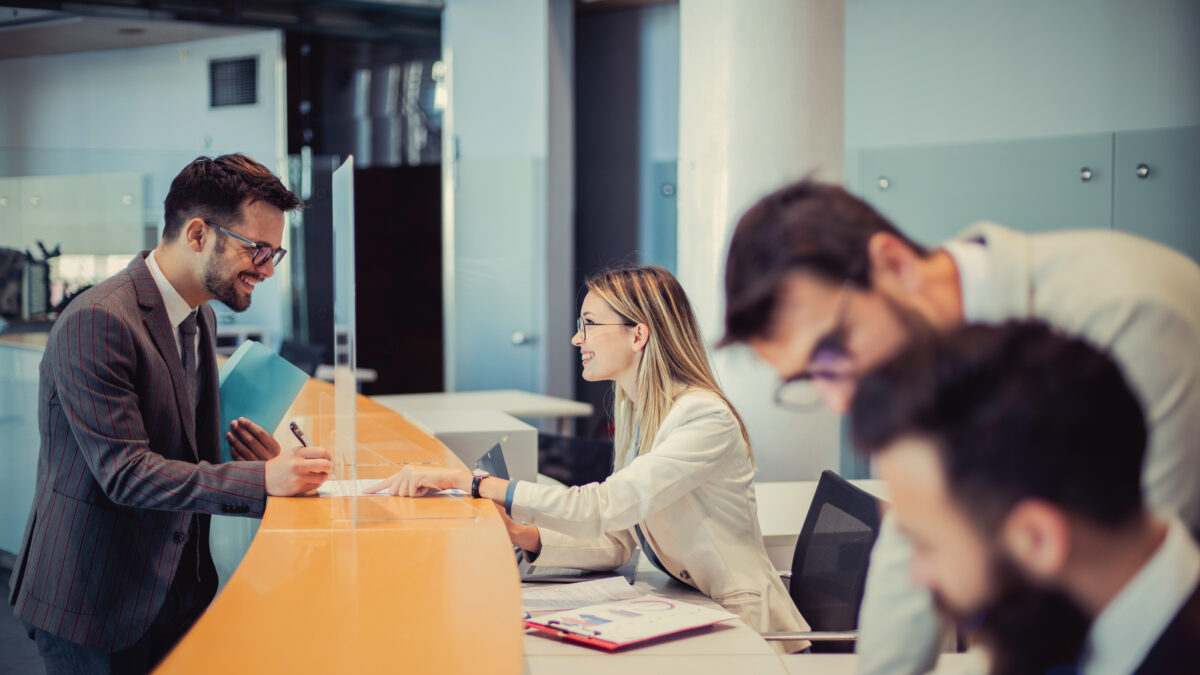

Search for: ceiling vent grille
xmin=209 ymin=56 xmax=257 ymax=107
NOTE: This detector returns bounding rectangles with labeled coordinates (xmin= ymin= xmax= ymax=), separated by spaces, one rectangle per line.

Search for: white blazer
xmin=509 ymin=390 xmax=810 ymax=650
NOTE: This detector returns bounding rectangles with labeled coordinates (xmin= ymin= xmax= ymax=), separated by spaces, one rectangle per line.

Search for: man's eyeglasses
xmin=205 ymin=221 xmax=287 ymax=267
xmin=773 ymin=283 xmax=855 ymax=411
xmin=576 ymin=316 xmax=635 ymax=341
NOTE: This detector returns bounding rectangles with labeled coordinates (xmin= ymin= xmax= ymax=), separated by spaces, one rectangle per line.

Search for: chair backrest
xmin=537 ymin=433 xmax=615 ymax=486
xmin=789 ymin=470 xmax=883 ymax=633
xmin=279 ymin=340 xmax=326 ymax=376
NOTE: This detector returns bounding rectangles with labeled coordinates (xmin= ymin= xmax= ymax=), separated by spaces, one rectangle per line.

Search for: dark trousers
xmin=25 ymin=519 xmax=213 ymax=675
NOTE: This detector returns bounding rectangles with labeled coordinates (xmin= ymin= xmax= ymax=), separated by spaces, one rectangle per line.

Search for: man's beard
xmin=202 ymin=243 xmax=253 ymax=312
xmin=881 ymin=293 xmax=939 ymax=348
xmin=933 ymin=551 xmax=1091 ymax=675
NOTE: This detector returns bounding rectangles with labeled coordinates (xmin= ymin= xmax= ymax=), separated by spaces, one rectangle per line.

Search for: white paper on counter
xmin=522 ymin=577 xmax=640 ymax=612
xmin=316 ymin=479 xmax=467 ymax=498
xmin=316 ymin=479 xmax=390 ymax=497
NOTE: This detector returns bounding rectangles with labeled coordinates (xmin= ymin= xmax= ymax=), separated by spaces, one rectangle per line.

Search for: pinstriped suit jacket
xmin=8 ymin=252 xmax=269 ymax=651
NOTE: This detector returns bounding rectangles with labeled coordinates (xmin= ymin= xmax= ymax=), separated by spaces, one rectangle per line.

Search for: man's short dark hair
xmin=162 ymin=154 xmax=300 ymax=240
xmin=851 ymin=321 xmax=1147 ymax=531
xmin=721 ymin=179 xmax=927 ymax=345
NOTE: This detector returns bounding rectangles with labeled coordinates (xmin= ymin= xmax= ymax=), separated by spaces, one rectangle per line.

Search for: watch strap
xmin=471 ymin=472 xmax=487 ymax=499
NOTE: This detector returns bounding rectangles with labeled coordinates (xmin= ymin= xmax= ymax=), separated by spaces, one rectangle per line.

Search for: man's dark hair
xmin=721 ymin=179 xmax=927 ymax=345
xmin=851 ymin=321 xmax=1147 ymax=530
xmin=162 ymin=154 xmax=300 ymax=240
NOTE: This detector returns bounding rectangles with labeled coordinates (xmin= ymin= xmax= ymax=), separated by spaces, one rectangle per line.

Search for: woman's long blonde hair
xmin=585 ymin=265 xmax=753 ymax=468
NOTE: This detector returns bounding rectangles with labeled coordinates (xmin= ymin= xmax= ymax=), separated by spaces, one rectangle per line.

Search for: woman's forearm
xmin=508 ymin=520 xmax=542 ymax=553
xmin=483 ymin=478 xmax=541 ymax=553
xmin=478 ymin=475 xmax=510 ymax=504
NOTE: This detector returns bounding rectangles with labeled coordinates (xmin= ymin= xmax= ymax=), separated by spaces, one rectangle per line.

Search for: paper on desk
xmin=316 ymin=479 xmax=390 ymax=497
xmin=522 ymin=577 xmax=640 ymax=612
xmin=316 ymin=479 xmax=467 ymax=498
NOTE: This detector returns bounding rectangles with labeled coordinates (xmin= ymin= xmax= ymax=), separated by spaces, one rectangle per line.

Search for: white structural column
xmin=677 ymin=0 xmax=845 ymax=341
xmin=677 ymin=0 xmax=847 ymax=481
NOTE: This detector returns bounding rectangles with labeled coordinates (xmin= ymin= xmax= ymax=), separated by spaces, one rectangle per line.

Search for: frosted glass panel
xmin=332 ymin=156 xmax=359 ymax=522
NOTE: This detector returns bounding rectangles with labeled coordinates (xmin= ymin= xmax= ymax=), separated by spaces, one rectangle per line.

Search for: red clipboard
xmin=523 ymin=595 xmax=735 ymax=650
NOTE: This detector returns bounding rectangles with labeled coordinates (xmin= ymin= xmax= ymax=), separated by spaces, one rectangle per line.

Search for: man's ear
xmin=183 ymin=218 xmax=207 ymax=253
xmin=1000 ymin=499 xmax=1072 ymax=581
xmin=867 ymin=232 xmax=923 ymax=295
xmin=631 ymin=323 xmax=650 ymax=353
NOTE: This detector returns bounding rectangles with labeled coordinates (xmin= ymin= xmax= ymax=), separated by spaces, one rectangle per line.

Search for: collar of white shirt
xmin=1080 ymin=517 xmax=1200 ymax=675
xmin=940 ymin=239 xmax=990 ymax=322
xmin=145 ymin=249 xmax=197 ymax=331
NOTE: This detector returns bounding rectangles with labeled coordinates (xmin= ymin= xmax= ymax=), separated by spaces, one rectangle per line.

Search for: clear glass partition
xmin=331 ymin=156 xmax=359 ymax=523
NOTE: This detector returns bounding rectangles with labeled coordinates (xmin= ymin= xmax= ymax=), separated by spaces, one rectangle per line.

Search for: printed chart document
xmin=522 ymin=577 xmax=640 ymax=612
xmin=525 ymin=594 xmax=736 ymax=650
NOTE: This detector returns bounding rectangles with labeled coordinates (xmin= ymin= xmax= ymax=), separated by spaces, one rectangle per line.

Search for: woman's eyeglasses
xmin=205 ymin=220 xmax=287 ymax=267
xmin=576 ymin=316 xmax=635 ymax=341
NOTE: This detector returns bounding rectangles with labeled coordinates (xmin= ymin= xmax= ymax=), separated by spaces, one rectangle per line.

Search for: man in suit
xmin=719 ymin=179 xmax=1200 ymax=673
xmin=9 ymin=154 xmax=333 ymax=674
xmin=851 ymin=321 xmax=1200 ymax=674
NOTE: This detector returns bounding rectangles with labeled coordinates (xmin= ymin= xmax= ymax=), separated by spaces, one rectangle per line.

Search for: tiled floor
xmin=1 ymin=552 xmax=44 ymax=675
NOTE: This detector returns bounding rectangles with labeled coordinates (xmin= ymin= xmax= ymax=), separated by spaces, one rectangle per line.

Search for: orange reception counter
xmin=155 ymin=378 xmax=524 ymax=674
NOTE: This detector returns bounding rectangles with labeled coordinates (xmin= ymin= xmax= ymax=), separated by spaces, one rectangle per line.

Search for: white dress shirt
xmin=145 ymin=250 xmax=200 ymax=373
xmin=1081 ymin=517 xmax=1200 ymax=675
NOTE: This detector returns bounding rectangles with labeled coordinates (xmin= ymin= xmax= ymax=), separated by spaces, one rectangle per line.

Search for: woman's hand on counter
xmin=365 ymin=465 xmax=473 ymax=497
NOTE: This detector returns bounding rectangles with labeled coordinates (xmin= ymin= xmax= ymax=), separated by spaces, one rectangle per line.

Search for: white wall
xmin=0 ymin=30 xmax=288 ymax=345
xmin=845 ymin=0 xmax=1200 ymax=149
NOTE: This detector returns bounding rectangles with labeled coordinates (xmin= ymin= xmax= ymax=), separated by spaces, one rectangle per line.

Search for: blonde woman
xmin=370 ymin=266 xmax=809 ymax=650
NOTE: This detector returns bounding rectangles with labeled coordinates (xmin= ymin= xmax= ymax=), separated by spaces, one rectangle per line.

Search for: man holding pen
xmin=9 ymin=154 xmax=332 ymax=674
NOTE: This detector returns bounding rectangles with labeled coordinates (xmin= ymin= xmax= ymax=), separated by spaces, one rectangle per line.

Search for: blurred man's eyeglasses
xmin=773 ymin=284 xmax=854 ymax=411
xmin=576 ymin=316 xmax=635 ymax=341
xmin=205 ymin=220 xmax=287 ymax=267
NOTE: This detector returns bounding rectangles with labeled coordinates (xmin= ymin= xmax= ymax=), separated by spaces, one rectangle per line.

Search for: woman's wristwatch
xmin=471 ymin=470 xmax=490 ymax=499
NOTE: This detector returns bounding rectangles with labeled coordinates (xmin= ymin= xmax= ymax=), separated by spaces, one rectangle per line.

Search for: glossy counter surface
xmin=155 ymin=380 xmax=524 ymax=673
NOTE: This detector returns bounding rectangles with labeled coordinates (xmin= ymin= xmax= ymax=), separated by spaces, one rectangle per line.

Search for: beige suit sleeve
xmin=509 ymin=401 xmax=738 ymax=539
xmin=856 ymin=513 xmax=949 ymax=675
xmin=1085 ymin=298 xmax=1200 ymax=528
xmin=530 ymin=527 xmax=638 ymax=571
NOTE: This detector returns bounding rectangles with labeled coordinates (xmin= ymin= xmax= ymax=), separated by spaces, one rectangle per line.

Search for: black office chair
xmin=764 ymin=469 xmax=883 ymax=652
xmin=537 ymin=433 xmax=614 ymax=487
xmin=278 ymin=340 xmax=326 ymax=377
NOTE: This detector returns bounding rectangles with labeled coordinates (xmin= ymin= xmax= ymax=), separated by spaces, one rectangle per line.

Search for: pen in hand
xmin=289 ymin=421 xmax=310 ymax=447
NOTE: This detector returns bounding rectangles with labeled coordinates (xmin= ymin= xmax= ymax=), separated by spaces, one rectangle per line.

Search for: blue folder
xmin=218 ymin=340 xmax=310 ymax=462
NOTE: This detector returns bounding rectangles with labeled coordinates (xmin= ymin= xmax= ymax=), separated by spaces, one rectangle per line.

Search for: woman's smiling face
xmin=571 ymin=291 xmax=638 ymax=384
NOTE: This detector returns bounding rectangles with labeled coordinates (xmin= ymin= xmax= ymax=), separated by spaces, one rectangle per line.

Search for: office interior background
xmin=1 ymin=0 xmax=1199 ymax=554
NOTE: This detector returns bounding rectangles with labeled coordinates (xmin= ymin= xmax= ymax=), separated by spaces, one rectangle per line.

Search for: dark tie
xmin=180 ymin=310 xmax=200 ymax=409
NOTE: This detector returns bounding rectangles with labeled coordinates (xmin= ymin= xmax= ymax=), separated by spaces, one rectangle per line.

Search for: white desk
xmin=523 ymin=556 xmax=789 ymax=674
xmin=522 ymin=554 xmax=982 ymax=675
xmin=372 ymin=389 xmax=593 ymax=434
xmin=756 ymin=479 xmax=889 ymax=570
xmin=779 ymin=653 xmax=985 ymax=674
xmin=402 ymin=409 xmax=538 ymax=484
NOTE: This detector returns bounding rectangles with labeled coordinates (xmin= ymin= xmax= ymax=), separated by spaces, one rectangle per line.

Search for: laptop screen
xmin=475 ymin=443 xmax=510 ymax=480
